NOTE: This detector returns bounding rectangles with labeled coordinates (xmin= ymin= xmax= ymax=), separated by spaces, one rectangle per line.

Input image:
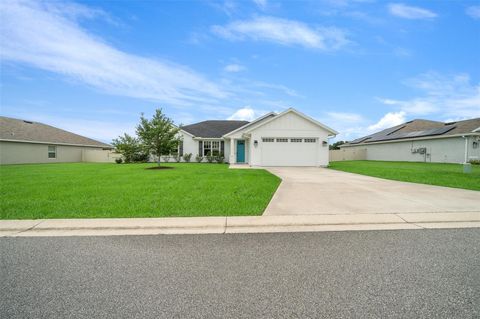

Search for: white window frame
xmin=48 ymin=145 xmax=57 ymax=159
xmin=203 ymin=140 xmax=221 ymax=156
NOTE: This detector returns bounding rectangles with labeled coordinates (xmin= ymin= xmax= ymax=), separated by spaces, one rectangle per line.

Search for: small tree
xmin=136 ymin=109 xmax=181 ymax=166
xmin=112 ymin=133 xmax=146 ymax=163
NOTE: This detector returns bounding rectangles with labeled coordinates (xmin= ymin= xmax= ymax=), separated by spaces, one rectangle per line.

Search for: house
xmin=339 ymin=118 xmax=480 ymax=164
xmin=179 ymin=108 xmax=338 ymax=167
xmin=0 ymin=116 xmax=115 ymax=165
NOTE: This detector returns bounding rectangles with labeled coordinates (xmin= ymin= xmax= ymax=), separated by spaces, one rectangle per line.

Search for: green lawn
xmin=329 ymin=161 xmax=480 ymax=191
xmin=0 ymin=163 xmax=281 ymax=219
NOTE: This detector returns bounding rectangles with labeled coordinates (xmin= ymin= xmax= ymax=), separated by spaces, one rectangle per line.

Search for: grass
xmin=0 ymin=163 xmax=281 ymax=219
xmin=329 ymin=161 xmax=480 ymax=191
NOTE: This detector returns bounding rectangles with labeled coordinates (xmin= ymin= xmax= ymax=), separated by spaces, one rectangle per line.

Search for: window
xmin=276 ymin=138 xmax=288 ymax=142
xmin=304 ymin=138 xmax=316 ymax=143
xmin=290 ymin=138 xmax=302 ymax=143
xmin=203 ymin=140 xmax=222 ymax=156
xmin=48 ymin=145 xmax=56 ymax=159
xmin=262 ymin=138 xmax=274 ymax=142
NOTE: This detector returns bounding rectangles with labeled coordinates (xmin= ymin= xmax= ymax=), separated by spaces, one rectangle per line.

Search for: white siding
xmin=343 ymin=136 xmax=480 ymax=164
xmin=179 ymin=132 xmax=198 ymax=157
xmin=249 ymin=112 xmax=331 ymax=166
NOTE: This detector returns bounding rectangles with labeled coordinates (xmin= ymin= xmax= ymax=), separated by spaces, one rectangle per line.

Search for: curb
xmin=1 ymin=212 xmax=479 ymax=237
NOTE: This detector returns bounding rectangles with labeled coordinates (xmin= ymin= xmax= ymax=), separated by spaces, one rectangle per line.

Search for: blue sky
xmin=1 ymin=0 xmax=479 ymax=142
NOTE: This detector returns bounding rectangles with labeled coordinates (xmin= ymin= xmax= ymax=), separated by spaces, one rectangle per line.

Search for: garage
xmin=260 ymin=137 xmax=318 ymax=166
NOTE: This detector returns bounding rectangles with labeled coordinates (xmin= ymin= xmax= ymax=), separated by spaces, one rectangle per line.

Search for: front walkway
xmin=264 ymin=167 xmax=480 ymax=215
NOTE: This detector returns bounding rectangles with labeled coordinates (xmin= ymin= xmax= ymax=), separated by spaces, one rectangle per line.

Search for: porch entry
xmin=236 ymin=140 xmax=245 ymax=163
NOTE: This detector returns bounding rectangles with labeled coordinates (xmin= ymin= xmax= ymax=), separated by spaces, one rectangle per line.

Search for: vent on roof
xmin=23 ymin=120 xmax=33 ymax=124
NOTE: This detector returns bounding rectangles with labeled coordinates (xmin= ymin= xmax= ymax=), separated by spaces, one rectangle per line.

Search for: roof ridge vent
xmin=444 ymin=121 xmax=456 ymax=125
xmin=23 ymin=120 xmax=33 ymax=124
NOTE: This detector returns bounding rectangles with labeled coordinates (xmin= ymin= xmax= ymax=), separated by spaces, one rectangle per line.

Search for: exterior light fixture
xmin=254 ymin=140 xmax=258 ymax=147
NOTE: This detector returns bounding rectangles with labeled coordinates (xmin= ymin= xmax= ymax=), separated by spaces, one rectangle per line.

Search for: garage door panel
xmin=261 ymin=140 xmax=317 ymax=166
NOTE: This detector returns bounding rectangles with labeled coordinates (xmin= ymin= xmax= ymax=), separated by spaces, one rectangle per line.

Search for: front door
xmin=236 ymin=140 xmax=245 ymax=163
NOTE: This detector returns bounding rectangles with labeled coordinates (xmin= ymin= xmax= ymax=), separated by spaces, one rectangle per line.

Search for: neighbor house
xmin=178 ymin=108 xmax=338 ymax=167
xmin=339 ymin=118 xmax=480 ymax=164
xmin=0 ymin=116 xmax=115 ymax=165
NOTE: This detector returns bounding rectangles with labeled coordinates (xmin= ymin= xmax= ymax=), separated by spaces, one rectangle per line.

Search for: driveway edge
xmin=1 ymin=212 xmax=479 ymax=237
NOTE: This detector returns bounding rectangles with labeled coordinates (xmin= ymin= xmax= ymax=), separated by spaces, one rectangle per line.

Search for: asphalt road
xmin=1 ymin=229 xmax=479 ymax=318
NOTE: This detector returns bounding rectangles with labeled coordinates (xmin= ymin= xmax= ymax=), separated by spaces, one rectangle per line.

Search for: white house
xmin=339 ymin=118 xmax=480 ymax=164
xmin=178 ymin=108 xmax=338 ymax=167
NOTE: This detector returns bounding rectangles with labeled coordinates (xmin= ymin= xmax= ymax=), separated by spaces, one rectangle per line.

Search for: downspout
xmin=463 ymin=135 xmax=468 ymax=164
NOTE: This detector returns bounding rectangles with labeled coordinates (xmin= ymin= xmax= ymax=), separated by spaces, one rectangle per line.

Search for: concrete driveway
xmin=264 ymin=167 xmax=480 ymax=215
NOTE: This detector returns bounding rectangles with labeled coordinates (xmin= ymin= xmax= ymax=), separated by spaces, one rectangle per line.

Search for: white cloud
xmin=0 ymin=0 xmax=227 ymax=106
xmin=228 ymin=107 xmax=265 ymax=121
xmin=466 ymin=6 xmax=480 ymax=19
xmin=325 ymin=112 xmax=364 ymax=123
xmin=378 ymin=72 xmax=480 ymax=119
xmin=388 ymin=3 xmax=437 ymax=19
xmin=368 ymin=111 xmax=406 ymax=131
xmin=253 ymin=0 xmax=268 ymax=9
xmin=224 ymin=64 xmax=246 ymax=72
xmin=212 ymin=16 xmax=350 ymax=50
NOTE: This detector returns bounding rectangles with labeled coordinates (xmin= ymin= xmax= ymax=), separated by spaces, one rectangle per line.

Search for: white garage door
xmin=260 ymin=138 xmax=318 ymax=166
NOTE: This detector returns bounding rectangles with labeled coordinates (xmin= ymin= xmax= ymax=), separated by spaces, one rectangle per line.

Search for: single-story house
xmin=0 ymin=116 xmax=115 ymax=165
xmin=178 ymin=108 xmax=338 ymax=167
xmin=340 ymin=118 xmax=480 ymax=163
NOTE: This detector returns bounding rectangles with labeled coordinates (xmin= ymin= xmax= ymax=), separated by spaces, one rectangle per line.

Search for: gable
xmin=246 ymin=109 xmax=338 ymax=136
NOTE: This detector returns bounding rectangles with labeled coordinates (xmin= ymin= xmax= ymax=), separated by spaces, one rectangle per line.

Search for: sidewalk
xmin=1 ymin=212 xmax=479 ymax=237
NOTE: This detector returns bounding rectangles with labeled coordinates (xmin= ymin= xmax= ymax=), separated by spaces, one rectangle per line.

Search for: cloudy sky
xmin=1 ymin=0 xmax=479 ymax=142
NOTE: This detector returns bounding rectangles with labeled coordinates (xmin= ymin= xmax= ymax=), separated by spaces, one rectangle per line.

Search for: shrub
xmin=162 ymin=155 xmax=170 ymax=163
xmin=216 ymin=155 xmax=225 ymax=164
xmin=195 ymin=155 xmax=203 ymax=163
xmin=115 ymin=158 xmax=123 ymax=164
xmin=206 ymin=152 xmax=215 ymax=163
xmin=112 ymin=133 xmax=148 ymax=163
xmin=469 ymin=159 xmax=480 ymax=165
xmin=183 ymin=153 xmax=192 ymax=162
xmin=174 ymin=155 xmax=181 ymax=163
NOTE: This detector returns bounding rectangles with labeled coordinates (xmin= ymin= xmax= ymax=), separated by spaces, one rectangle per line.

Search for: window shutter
xmin=179 ymin=141 xmax=184 ymax=156
xmin=220 ymin=141 xmax=224 ymax=156
xmin=198 ymin=141 xmax=202 ymax=156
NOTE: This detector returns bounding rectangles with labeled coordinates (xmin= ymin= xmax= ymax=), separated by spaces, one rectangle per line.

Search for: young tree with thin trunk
xmin=136 ymin=109 xmax=181 ymax=166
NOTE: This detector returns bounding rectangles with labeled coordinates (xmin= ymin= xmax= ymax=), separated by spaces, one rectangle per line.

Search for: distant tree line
xmin=329 ymin=141 xmax=346 ymax=150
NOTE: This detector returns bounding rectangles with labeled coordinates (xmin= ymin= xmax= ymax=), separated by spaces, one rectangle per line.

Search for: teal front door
xmin=236 ymin=140 xmax=245 ymax=163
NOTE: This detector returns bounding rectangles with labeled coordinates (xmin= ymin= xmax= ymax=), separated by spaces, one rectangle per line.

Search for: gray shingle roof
xmin=0 ymin=116 xmax=112 ymax=148
xmin=181 ymin=120 xmax=249 ymax=138
xmin=346 ymin=118 xmax=480 ymax=145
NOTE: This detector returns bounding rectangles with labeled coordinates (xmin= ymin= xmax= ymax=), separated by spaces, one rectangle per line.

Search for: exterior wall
xmin=248 ymin=112 xmax=331 ymax=166
xmin=330 ymin=148 xmax=367 ymax=162
xmin=178 ymin=132 xmax=232 ymax=162
xmin=342 ymin=136 xmax=480 ymax=164
xmin=82 ymin=149 xmax=121 ymax=163
xmin=0 ymin=141 xmax=108 ymax=164
xmin=180 ymin=132 xmax=198 ymax=158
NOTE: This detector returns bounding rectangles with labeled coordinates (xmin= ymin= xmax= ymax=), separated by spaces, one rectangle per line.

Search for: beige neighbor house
xmin=338 ymin=118 xmax=480 ymax=164
xmin=178 ymin=108 xmax=338 ymax=167
xmin=0 ymin=116 xmax=116 ymax=165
